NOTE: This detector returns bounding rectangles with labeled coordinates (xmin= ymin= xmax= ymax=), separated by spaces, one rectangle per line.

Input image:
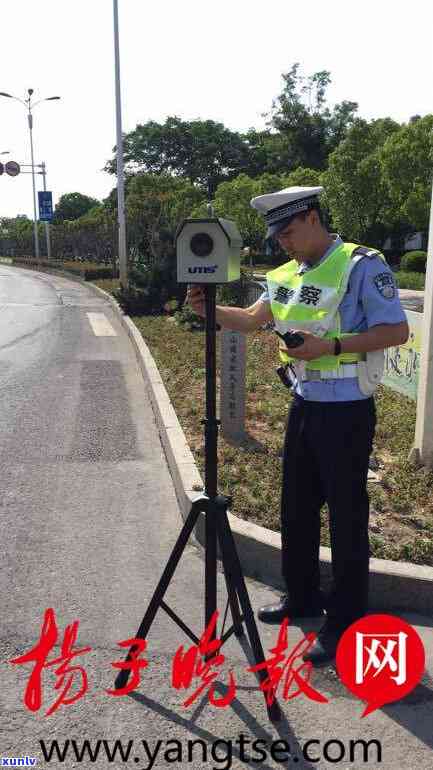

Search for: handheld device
xmin=274 ymin=329 xmax=305 ymax=348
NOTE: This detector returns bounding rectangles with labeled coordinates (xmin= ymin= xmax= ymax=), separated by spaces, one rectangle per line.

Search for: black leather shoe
xmin=302 ymin=621 xmax=344 ymax=666
xmin=257 ymin=594 xmax=325 ymax=624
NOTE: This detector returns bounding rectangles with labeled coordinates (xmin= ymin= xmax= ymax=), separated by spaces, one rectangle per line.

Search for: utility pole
xmin=40 ymin=162 xmax=51 ymax=259
xmin=27 ymin=102 xmax=39 ymax=258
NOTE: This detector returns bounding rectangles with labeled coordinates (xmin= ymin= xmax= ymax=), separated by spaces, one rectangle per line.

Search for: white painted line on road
xmin=86 ymin=312 xmax=117 ymax=336
xmin=0 ymin=302 xmax=61 ymax=307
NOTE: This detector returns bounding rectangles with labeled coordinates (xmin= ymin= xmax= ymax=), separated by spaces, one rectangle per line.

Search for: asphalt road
xmin=1 ymin=266 xmax=433 ymax=769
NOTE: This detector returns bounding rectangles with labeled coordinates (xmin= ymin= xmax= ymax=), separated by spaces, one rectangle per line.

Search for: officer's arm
xmin=337 ymin=321 xmax=409 ymax=354
xmin=216 ymin=299 xmax=273 ymax=333
xmin=339 ymin=258 xmax=409 ymax=352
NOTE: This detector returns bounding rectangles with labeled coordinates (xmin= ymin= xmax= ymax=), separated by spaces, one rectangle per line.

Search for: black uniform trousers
xmin=281 ymin=394 xmax=376 ymax=629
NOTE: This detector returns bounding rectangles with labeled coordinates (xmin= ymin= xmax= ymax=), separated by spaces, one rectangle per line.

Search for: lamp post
xmin=113 ymin=0 xmax=128 ymax=289
xmin=0 ymin=89 xmax=60 ymax=258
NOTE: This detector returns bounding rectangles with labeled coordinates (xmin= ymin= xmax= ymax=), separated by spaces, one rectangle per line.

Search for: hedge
xmin=400 ymin=251 xmax=427 ymax=273
xmin=5 ymin=256 xmax=116 ymax=281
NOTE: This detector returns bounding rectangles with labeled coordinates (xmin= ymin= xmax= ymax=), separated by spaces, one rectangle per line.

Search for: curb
xmin=12 ymin=263 xmax=433 ymax=615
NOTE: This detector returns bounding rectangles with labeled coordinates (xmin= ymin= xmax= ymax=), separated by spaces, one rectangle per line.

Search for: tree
xmin=265 ymin=63 xmax=358 ymax=170
xmin=105 ymin=117 xmax=252 ymax=198
xmin=125 ymin=172 xmax=205 ymax=262
xmin=0 ymin=215 xmax=35 ymax=256
xmin=202 ymin=174 xmax=269 ymax=250
xmin=53 ymin=192 xmax=101 ymax=222
xmin=321 ymin=118 xmax=401 ymax=244
xmin=380 ymin=114 xmax=433 ymax=232
xmin=50 ymin=205 xmax=117 ymax=266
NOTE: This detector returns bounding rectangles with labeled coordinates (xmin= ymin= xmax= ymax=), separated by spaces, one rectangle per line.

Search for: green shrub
xmin=400 ymin=250 xmax=427 ymax=273
xmin=66 ymin=264 xmax=116 ymax=280
xmin=129 ymin=266 xmax=151 ymax=288
xmin=11 ymin=256 xmax=117 ymax=281
xmin=113 ymin=284 xmax=160 ymax=315
xmin=217 ymin=272 xmax=254 ymax=308
xmin=394 ymin=271 xmax=425 ymax=290
xmin=173 ymin=303 xmax=205 ymax=331
xmin=13 ymin=256 xmax=64 ymax=269
xmin=125 ymin=252 xmax=185 ymax=314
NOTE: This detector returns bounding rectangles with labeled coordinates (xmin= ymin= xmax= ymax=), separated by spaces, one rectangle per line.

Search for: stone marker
xmin=220 ymin=329 xmax=246 ymax=442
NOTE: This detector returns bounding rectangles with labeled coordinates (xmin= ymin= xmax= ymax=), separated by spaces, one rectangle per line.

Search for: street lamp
xmin=0 ymin=150 xmax=10 ymax=155
xmin=0 ymin=89 xmax=60 ymax=258
xmin=112 ymin=0 xmax=128 ymax=289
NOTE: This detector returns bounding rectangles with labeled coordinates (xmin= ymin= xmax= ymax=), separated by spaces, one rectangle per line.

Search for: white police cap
xmin=250 ymin=186 xmax=323 ymax=238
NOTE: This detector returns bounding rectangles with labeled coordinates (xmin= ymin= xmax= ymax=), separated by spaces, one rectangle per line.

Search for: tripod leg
xmin=114 ymin=496 xmax=208 ymax=690
xmin=205 ymin=499 xmax=218 ymax=650
xmin=222 ymin=551 xmax=244 ymax=638
xmin=215 ymin=505 xmax=281 ymax=723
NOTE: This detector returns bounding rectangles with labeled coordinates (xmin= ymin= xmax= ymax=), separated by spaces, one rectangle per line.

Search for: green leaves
xmin=265 ymin=63 xmax=358 ymax=170
xmin=380 ymin=115 xmax=433 ymax=230
xmin=105 ymin=117 xmax=252 ymax=197
xmin=323 ymin=115 xmax=433 ymax=244
xmin=53 ymin=192 xmax=101 ymax=222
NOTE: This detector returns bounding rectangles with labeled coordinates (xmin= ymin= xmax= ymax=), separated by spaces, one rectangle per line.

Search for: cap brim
xmin=266 ymin=217 xmax=293 ymax=239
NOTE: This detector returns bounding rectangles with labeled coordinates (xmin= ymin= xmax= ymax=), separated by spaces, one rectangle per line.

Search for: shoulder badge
xmin=374 ymin=271 xmax=396 ymax=299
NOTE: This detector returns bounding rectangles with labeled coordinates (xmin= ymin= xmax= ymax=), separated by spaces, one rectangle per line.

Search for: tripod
xmin=114 ymin=284 xmax=281 ymax=723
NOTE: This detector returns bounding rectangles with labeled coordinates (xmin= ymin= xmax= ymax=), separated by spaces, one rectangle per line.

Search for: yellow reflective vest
xmin=266 ymin=241 xmax=386 ymax=375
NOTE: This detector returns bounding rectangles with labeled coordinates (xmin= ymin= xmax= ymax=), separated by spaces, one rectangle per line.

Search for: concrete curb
xmin=12 ymin=263 xmax=433 ymax=615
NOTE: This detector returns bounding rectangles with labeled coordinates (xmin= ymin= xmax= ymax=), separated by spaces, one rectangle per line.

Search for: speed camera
xmin=176 ymin=218 xmax=242 ymax=284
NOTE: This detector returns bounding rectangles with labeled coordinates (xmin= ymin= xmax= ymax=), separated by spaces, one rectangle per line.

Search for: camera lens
xmin=190 ymin=232 xmax=213 ymax=258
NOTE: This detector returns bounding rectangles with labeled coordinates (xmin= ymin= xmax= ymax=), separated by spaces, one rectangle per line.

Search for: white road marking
xmin=0 ymin=302 xmax=60 ymax=307
xmin=86 ymin=312 xmax=117 ymax=336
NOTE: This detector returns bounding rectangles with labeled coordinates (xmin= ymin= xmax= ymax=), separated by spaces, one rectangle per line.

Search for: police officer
xmin=187 ymin=186 xmax=409 ymax=665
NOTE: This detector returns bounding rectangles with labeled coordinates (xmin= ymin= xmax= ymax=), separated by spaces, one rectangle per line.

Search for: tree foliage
xmin=53 ymin=192 xmax=101 ymax=222
xmin=0 ymin=215 xmax=35 ymax=255
xmin=380 ymin=115 xmax=433 ymax=231
xmin=125 ymin=172 xmax=205 ymax=261
xmin=51 ymin=205 xmax=117 ymax=265
xmin=105 ymin=117 xmax=251 ymax=197
xmin=266 ymin=63 xmax=358 ymax=170
xmin=322 ymin=118 xmax=401 ymax=244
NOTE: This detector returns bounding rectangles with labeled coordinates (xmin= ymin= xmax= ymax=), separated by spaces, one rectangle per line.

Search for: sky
xmin=0 ymin=0 xmax=432 ymax=220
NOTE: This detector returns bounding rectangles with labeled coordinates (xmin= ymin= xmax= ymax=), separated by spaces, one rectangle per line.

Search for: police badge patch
xmin=374 ymin=272 xmax=396 ymax=300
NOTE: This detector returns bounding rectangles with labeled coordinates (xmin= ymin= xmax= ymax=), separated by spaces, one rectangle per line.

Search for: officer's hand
xmin=287 ymin=330 xmax=333 ymax=361
xmin=185 ymin=284 xmax=206 ymax=317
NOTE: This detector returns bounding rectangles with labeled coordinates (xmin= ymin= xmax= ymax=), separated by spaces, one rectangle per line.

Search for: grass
xmin=92 ymin=277 xmax=121 ymax=294
xmin=92 ymin=274 xmax=433 ymax=568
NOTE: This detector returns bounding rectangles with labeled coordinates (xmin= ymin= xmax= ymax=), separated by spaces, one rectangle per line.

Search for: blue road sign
xmin=38 ymin=191 xmax=53 ymax=221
